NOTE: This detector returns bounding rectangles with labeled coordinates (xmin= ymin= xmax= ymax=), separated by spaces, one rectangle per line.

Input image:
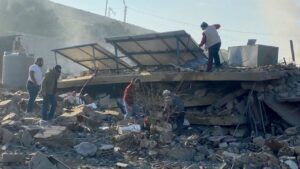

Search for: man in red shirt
xmin=123 ymin=78 xmax=141 ymax=119
xmin=199 ymin=22 xmax=222 ymax=72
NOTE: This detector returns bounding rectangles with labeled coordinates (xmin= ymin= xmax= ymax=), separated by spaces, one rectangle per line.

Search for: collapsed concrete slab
xmin=264 ymin=93 xmax=300 ymax=126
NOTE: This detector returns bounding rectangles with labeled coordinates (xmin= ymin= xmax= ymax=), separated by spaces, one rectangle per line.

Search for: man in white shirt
xmin=26 ymin=57 xmax=43 ymax=113
xmin=199 ymin=22 xmax=222 ymax=72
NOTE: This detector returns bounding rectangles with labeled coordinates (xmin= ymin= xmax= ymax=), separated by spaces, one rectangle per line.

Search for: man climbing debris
xmin=41 ymin=65 xmax=61 ymax=121
xmin=199 ymin=22 xmax=222 ymax=72
xmin=162 ymin=90 xmax=185 ymax=135
xmin=26 ymin=57 xmax=43 ymax=113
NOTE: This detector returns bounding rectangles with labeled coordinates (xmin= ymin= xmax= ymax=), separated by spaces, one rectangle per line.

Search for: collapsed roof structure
xmin=52 ymin=30 xmax=300 ymax=132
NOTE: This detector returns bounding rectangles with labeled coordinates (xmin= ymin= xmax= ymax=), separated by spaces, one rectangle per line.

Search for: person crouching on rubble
xmin=40 ymin=65 xmax=61 ymax=121
xmin=162 ymin=90 xmax=185 ymax=135
xmin=123 ymin=78 xmax=141 ymax=119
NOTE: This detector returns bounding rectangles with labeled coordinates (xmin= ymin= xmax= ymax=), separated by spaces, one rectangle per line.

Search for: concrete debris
xmin=21 ymin=129 xmax=33 ymax=147
xmin=1 ymin=153 xmax=25 ymax=163
xmin=74 ymin=142 xmax=97 ymax=157
xmin=29 ymin=152 xmax=70 ymax=169
xmin=118 ymin=124 xmax=141 ymax=134
xmin=0 ymin=65 xmax=298 ymax=168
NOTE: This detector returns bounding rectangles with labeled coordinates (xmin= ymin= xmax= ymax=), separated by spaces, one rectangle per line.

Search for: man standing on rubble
xmin=162 ymin=90 xmax=185 ymax=135
xmin=199 ymin=22 xmax=222 ymax=72
xmin=123 ymin=78 xmax=141 ymax=119
xmin=41 ymin=65 xmax=61 ymax=121
xmin=26 ymin=57 xmax=43 ymax=113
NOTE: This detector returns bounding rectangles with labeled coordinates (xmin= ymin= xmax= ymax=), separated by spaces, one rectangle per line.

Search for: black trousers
xmin=207 ymin=42 xmax=221 ymax=71
xmin=170 ymin=112 xmax=185 ymax=134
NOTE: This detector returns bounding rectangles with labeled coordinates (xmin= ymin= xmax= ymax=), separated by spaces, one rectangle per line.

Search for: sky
xmin=50 ymin=0 xmax=300 ymax=63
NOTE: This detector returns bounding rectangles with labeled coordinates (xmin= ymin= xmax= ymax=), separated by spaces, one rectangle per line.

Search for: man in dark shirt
xmin=162 ymin=90 xmax=185 ymax=135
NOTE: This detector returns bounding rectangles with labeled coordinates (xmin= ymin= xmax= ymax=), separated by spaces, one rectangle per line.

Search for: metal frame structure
xmin=52 ymin=30 xmax=206 ymax=74
xmin=52 ymin=43 xmax=132 ymax=73
xmin=105 ymin=30 xmax=205 ymax=67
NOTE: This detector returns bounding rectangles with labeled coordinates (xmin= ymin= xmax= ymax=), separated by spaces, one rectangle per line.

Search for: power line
xmin=128 ymin=6 xmax=300 ymax=39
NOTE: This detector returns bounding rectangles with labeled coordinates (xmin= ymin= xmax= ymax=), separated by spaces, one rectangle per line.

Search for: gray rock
xmin=74 ymin=142 xmax=97 ymax=157
xmin=168 ymin=147 xmax=196 ymax=161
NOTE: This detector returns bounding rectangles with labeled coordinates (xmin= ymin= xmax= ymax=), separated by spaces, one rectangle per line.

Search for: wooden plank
xmin=58 ymin=71 xmax=284 ymax=89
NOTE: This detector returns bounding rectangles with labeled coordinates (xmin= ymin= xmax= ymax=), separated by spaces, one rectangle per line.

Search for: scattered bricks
xmin=1 ymin=153 xmax=25 ymax=164
xmin=97 ymin=144 xmax=114 ymax=158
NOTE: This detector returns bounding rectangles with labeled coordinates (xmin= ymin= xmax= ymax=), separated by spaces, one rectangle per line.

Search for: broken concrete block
xmin=211 ymin=126 xmax=225 ymax=136
xmin=21 ymin=129 xmax=33 ymax=147
xmin=219 ymin=142 xmax=228 ymax=149
xmin=140 ymin=138 xmax=157 ymax=149
xmin=1 ymin=153 xmax=25 ymax=163
xmin=29 ymin=152 xmax=57 ymax=169
xmin=285 ymin=126 xmax=300 ymax=136
xmin=116 ymin=162 xmax=129 ymax=168
xmin=253 ymin=136 xmax=265 ymax=147
xmin=34 ymin=126 xmax=72 ymax=148
xmin=294 ymin=146 xmax=300 ymax=155
xmin=168 ymin=147 xmax=196 ymax=161
xmin=97 ymin=144 xmax=114 ymax=157
xmin=74 ymin=142 xmax=97 ymax=157
xmin=118 ymin=124 xmax=141 ymax=135
xmin=278 ymin=146 xmax=295 ymax=157
xmin=159 ymin=132 xmax=173 ymax=144
xmin=21 ymin=117 xmax=40 ymax=125
xmin=0 ymin=100 xmax=12 ymax=108
xmin=194 ymin=89 xmax=207 ymax=97
xmin=0 ymin=128 xmax=15 ymax=144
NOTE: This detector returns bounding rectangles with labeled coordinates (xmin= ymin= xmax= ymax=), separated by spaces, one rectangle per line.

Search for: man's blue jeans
xmin=26 ymin=81 xmax=40 ymax=113
xmin=41 ymin=94 xmax=57 ymax=121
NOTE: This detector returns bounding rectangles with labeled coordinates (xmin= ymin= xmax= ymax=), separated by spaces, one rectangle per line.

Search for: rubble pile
xmin=0 ymin=66 xmax=299 ymax=168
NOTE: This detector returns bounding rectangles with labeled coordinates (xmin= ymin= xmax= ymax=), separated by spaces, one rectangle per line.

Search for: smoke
xmin=259 ymin=0 xmax=300 ymax=63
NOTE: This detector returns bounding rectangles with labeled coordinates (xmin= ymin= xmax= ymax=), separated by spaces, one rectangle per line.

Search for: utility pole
xmin=105 ymin=0 xmax=108 ymax=16
xmin=123 ymin=0 xmax=127 ymax=23
xmin=290 ymin=40 xmax=295 ymax=63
